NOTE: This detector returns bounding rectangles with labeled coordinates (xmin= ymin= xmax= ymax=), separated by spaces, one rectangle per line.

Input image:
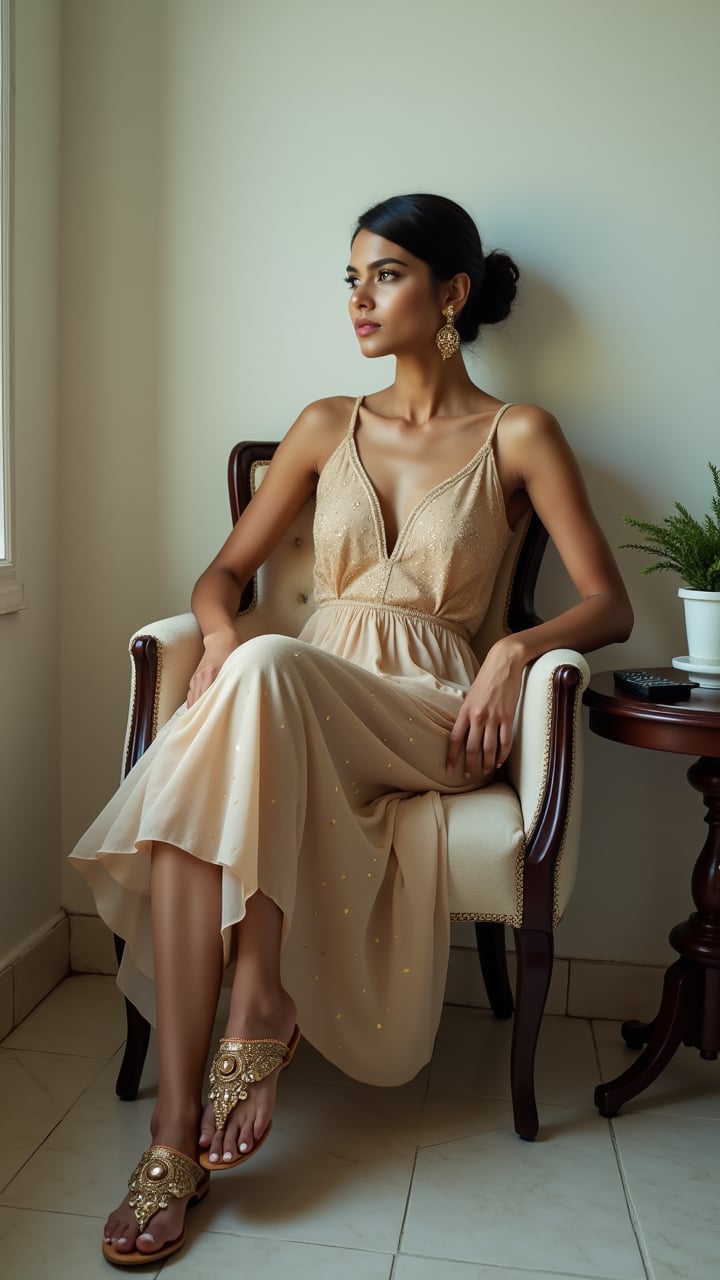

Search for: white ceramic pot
xmin=679 ymin=588 xmax=720 ymax=663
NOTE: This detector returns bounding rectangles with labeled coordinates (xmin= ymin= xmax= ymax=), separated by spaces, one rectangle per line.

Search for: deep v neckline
xmin=348 ymin=396 xmax=510 ymax=561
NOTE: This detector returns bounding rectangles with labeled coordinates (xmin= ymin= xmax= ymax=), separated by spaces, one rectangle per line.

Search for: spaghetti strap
xmin=346 ymin=395 xmax=364 ymax=439
xmin=485 ymin=402 xmax=515 ymax=449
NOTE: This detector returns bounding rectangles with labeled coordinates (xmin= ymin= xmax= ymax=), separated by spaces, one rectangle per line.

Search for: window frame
xmin=0 ymin=0 xmax=21 ymax=614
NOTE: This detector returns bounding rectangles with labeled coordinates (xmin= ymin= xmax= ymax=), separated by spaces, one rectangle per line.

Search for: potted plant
xmin=621 ymin=462 xmax=720 ymax=672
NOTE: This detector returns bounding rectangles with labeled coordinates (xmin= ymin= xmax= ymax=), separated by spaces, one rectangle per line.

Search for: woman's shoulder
xmin=284 ymin=396 xmax=359 ymax=474
xmin=289 ymin=395 xmax=358 ymax=438
xmin=493 ymin=401 xmax=572 ymax=486
xmin=496 ymin=400 xmax=569 ymax=459
xmin=500 ymin=401 xmax=563 ymax=439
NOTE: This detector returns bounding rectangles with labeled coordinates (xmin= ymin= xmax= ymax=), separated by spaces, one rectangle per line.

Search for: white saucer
xmin=672 ymin=655 xmax=720 ymax=689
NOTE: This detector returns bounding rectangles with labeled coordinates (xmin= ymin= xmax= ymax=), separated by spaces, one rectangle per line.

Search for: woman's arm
xmin=447 ymin=406 xmax=633 ymax=776
xmin=187 ymin=398 xmax=348 ymax=706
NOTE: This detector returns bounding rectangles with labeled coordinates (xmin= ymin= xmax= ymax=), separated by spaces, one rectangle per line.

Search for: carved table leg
xmin=596 ymin=755 xmax=720 ymax=1117
xmin=595 ymin=960 xmax=695 ymax=1116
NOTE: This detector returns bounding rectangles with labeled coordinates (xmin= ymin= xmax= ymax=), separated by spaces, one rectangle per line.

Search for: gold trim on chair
xmin=522 ymin=671 xmax=581 ymax=929
xmin=151 ymin=643 xmax=163 ymax=743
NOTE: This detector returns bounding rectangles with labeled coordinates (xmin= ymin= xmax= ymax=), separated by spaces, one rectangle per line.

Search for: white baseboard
xmin=0 ymin=916 xmax=70 ymax=1038
xmin=446 ymin=945 xmax=665 ymax=1022
xmin=68 ymin=913 xmax=666 ymax=1025
xmin=445 ymin=946 xmax=570 ymax=1015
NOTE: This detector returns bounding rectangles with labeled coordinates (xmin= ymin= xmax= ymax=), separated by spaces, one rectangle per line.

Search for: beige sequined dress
xmin=70 ymin=398 xmax=514 ymax=1085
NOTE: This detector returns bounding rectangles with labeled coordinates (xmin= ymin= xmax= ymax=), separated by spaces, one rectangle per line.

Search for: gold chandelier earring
xmin=435 ymin=305 xmax=460 ymax=361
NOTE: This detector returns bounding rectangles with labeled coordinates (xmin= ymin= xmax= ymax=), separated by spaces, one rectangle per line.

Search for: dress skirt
xmin=69 ymin=603 xmax=485 ymax=1086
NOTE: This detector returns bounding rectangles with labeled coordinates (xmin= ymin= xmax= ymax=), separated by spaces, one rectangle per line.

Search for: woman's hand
xmin=446 ymin=638 xmax=526 ymax=778
xmin=187 ymin=628 xmax=241 ymax=708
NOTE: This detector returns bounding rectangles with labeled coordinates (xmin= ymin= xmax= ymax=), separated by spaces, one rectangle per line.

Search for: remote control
xmin=613 ymin=670 xmax=698 ymax=702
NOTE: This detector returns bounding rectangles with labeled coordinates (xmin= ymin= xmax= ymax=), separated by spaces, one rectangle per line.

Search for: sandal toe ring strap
xmin=208 ymin=1037 xmax=289 ymax=1129
xmin=127 ymin=1144 xmax=204 ymax=1232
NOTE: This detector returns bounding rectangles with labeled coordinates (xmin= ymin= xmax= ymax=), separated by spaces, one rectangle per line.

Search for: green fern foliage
xmin=620 ymin=462 xmax=720 ymax=592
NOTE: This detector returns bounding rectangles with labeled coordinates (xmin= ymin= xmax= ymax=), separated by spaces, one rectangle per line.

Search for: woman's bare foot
xmin=103 ymin=1114 xmax=203 ymax=1258
xmin=198 ymin=991 xmax=298 ymax=1165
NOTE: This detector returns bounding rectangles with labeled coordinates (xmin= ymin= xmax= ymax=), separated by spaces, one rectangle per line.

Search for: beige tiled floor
xmin=2 ymin=978 xmax=719 ymax=1279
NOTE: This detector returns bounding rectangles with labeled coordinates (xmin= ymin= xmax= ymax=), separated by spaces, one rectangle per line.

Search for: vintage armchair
xmin=114 ymin=440 xmax=590 ymax=1141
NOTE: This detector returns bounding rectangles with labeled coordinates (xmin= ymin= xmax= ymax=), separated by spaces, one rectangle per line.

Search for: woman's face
xmin=346 ymin=230 xmax=443 ymax=359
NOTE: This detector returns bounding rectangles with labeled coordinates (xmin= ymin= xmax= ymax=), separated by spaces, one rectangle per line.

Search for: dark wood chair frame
xmin=114 ymin=441 xmax=583 ymax=1142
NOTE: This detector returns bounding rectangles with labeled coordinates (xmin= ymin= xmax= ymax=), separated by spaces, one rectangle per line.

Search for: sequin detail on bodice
xmin=312 ymin=398 xmax=514 ymax=641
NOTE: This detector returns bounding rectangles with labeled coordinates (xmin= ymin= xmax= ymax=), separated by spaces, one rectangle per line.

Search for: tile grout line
xmin=394 ymin=1107 xmax=425 ymax=1262
xmin=588 ymin=1021 xmax=653 ymax=1279
xmin=395 ymin=1248 xmax=641 ymax=1280
xmin=0 ymin=1043 xmax=123 ymax=1058
xmin=0 ymin=1204 xmax=108 ymax=1221
xmin=0 ymin=1049 xmax=117 ymax=1199
xmin=200 ymin=1227 xmax=398 ymax=1260
xmin=608 ymin=1118 xmax=655 ymax=1280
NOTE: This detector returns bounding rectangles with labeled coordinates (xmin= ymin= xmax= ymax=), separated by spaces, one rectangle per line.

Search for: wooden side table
xmin=583 ymin=669 xmax=720 ymax=1116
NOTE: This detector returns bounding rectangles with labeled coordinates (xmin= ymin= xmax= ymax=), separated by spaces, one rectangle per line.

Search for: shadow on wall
xmin=475 ymin=266 xmax=605 ymax=406
xmin=470 ymin=266 xmax=684 ymax=664
xmin=558 ymin=717 xmax=700 ymax=966
xmin=536 ymin=459 xmax=686 ymax=667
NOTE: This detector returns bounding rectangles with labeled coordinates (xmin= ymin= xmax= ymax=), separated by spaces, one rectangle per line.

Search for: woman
xmin=70 ymin=193 xmax=633 ymax=1266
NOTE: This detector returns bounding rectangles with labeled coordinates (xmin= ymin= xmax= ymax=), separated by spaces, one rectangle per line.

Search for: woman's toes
xmin=236 ymin=1112 xmax=256 ymax=1155
xmin=198 ymin=1104 xmax=215 ymax=1149
xmin=220 ymin=1108 xmax=253 ymax=1161
xmin=223 ymin=1124 xmax=245 ymax=1161
xmin=206 ymin=1128 xmax=225 ymax=1165
xmin=109 ymin=1217 xmax=128 ymax=1240
xmin=112 ymin=1226 xmax=138 ymax=1253
xmin=105 ymin=1210 xmax=126 ymax=1239
xmin=253 ymin=1103 xmax=272 ymax=1143
xmin=136 ymin=1230 xmax=159 ymax=1254
xmin=134 ymin=1203 xmax=184 ymax=1254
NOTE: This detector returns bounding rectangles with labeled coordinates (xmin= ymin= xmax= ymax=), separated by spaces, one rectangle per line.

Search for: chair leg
xmin=113 ymin=933 xmax=151 ymax=1101
xmin=510 ymin=927 xmax=553 ymax=1141
xmin=474 ymin=922 xmax=514 ymax=1019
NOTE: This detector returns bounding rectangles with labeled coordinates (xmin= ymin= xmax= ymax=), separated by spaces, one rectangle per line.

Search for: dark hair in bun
xmin=352 ymin=193 xmax=519 ymax=343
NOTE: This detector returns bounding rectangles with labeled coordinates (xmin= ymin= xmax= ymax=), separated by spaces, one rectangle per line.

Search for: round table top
xmin=584 ymin=669 xmax=720 ymax=757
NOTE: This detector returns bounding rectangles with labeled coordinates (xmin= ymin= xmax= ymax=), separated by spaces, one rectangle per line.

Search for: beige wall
xmin=59 ymin=0 xmax=719 ymax=965
xmin=59 ymin=0 xmax=165 ymax=915
xmin=0 ymin=0 xmax=62 ymax=966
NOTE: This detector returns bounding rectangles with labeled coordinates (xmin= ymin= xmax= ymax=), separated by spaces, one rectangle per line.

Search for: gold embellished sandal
xmin=199 ymin=1025 xmax=300 ymax=1171
xmin=102 ymin=1144 xmax=209 ymax=1267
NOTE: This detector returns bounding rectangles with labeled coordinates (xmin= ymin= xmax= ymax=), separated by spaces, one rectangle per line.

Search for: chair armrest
xmin=505 ymin=648 xmax=590 ymax=838
xmin=505 ymin=648 xmax=590 ymax=927
xmin=121 ymin=595 xmax=314 ymax=779
xmin=122 ymin=613 xmax=203 ymax=776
